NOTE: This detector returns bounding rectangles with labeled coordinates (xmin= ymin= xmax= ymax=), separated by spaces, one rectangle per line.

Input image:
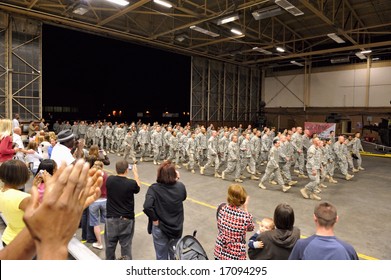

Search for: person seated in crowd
xmin=0 ymin=159 xmax=103 ymax=259
xmin=0 ymin=160 xmax=31 ymax=247
xmin=248 ymin=203 xmax=300 ymax=260
xmin=289 ymin=201 xmax=358 ymax=260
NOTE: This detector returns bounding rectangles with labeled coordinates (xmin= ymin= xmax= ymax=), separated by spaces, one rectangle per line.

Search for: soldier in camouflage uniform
xmin=260 ymin=128 xmax=271 ymax=164
xmin=239 ymin=133 xmax=259 ymax=180
xmin=217 ymin=131 xmax=229 ymax=171
xmin=85 ymin=123 xmax=95 ymax=148
xmin=221 ymin=135 xmax=243 ymax=183
xmin=200 ymin=131 xmax=221 ymax=178
xmin=184 ymin=132 xmax=197 ymax=173
xmin=300 ymin=137 xmax=322 ymax=200
xmin=324 ymin=138 xmax=338 ymax=184
xmin=78 ymin=121 xmax=87 ymax=139
xmin=333 ymin=136 xmax=354 ymax=180
xmin=248 ymin=130 xmax=261 ymax=175
xmin=352 ymin=132 xmax=365 ymax=171
xmin=151 ymin=125 xmax=163 ymax=165
xmin=123 ymin=129 xmax=137 ymax=163
xmin=138 ymin=124 xmax=150 ymax=162
xmin=104 ymin=123 xmax=113 ymax=151
xmin=71 ymin=121 xmax=79 ymax=139
xmin=291 ymin=127 xmax=308 ymax=178
xmin=94 ymin=123 xmax=104 ymax=149
xmin=258 ymin=139 xmax=291 ymax=193
xmin=270 ymin=134 xmax=297 ymax=186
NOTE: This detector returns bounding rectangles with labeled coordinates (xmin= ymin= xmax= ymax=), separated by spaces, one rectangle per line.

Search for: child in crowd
xmin=34 ymin=159 xmax=57 ymax=202
xmin=25 ymin=141 xmax=43 ymax=175
xmin=0 ymin=160 xmax=31 ymax=247
xmin=248 ymin=217 xmax=275 ymax=250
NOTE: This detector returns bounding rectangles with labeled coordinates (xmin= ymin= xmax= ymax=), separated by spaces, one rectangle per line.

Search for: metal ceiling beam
xmin=189 ymin=35 xmax=245 ymax=49
xmin=244 ymin=40 xmax=391 ymax=65
xmin=97 ymin=0 xmax=150 ymax=27
xmin=28 ymin=0 xmax=38 ymax=9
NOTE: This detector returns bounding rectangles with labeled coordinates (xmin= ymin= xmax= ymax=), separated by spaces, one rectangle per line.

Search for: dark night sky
xmin=42 ymin=24 xmax=191 ymax=122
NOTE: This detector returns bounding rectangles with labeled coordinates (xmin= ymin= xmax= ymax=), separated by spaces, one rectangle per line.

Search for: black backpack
xmin=173 ymin=230 xmax=209 ymax=260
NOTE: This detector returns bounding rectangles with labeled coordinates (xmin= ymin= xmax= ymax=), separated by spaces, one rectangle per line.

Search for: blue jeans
xmin=89 ymin=200 xmax=107 ymax=226
xmin=152 ymin=225 xmax=179 ymax=260
xmin=105 ymin=217 xmax=135 ymax=260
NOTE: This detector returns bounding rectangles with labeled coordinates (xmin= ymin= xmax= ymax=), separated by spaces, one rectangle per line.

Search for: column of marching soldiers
xmin=53 ymin=120 xmax=364 ymax=201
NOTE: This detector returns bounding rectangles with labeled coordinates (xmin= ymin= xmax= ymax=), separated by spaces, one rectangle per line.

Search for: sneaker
xmin=298 ymin=174 xmax=308 ymax=179
xmin=200 ymin=166 xmax=205 ymax=175
xmin=282 ymin=185 xmax=291 ymax=193
xmin=221 ymin=171 xmax=226 ymax=180
xmin=234 ymin=178 xmax=243 ymax=183
xmin=300 ymin=188 xmax=309 ymax=199
xmin=358 ymin=166 xmax=365 ymax=171
xmin=310 ymin=193 xmax=322 ymax=201
xmin=250 ymin=175 xmax=259 ymax=180
xmin=214 ymin=172 xmax=222 ymax=178
xmin=258 ymin=182 xmax=266 ymax=189
xmin=92 ymin=243 xmax=103 ymax=250
xmin=345 ymin=174 xmax=354 ymax=180
xmin=288 ymin=180 xmax=298 ymax=186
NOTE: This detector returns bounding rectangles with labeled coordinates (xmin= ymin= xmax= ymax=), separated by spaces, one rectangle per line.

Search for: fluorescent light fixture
xmin=153 ymin=0 xmax=173 ymax=8
xmin=330 ymin=57 xmax=349 ymax=64
xmin=360 ymin=50 xmax=372 ymax=54
xmin=190 ymin=25 xmax=220 ymax=38
xmin=72 ymin=5 xmax=88 ymax=15
xmin=355 ymin=52 xmax=367 ymax=60
xmin=252 ymin=47 xmax=273 ymax=55
xmin=217 ymin=14 xmax=239 ymax=25
xmin=372 ymin=57 xmax=380 ymax=61
xmin=230 ymin=28 xmax=243 ymax=35
xmin=106 ymin=0 xmax=129 ymax=6
xmin=327 ymin=33 xmax=345 ymax=44
xmin=276 ymin=46 xmax=285 ymax=52
xmin=175 ymin=34 xmax=189 ymax=42
xmin=275 ymin=0 xmax=304 ymax=16
xmin=291 ymin=60 xmax=304 ymax=66
xmin=252 ymin=6 xmax=283 ymax=20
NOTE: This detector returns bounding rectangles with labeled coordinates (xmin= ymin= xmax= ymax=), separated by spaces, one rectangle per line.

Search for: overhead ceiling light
xmin=153 ymin=0 xmax=173 ymax=8
xmin=72 ymin=4 xmax=89 ymax=15
xmin=291 ymin=60 xmax=304 ymax=66
xmin=361 ymin=50 xmax=372 ymax=54
xmin=276 ymin=47 xmax=285 ymax=52
xmin=327 ymin=33 xmax=345 ymax=44
xmin=372 ymin=57 xmax=380 ymax=61
xmin=252 ymin=6 xmax=283 ymax=20
xmin=252 ymin=47 xmax=273 ymax=55
xmin=106 ymin=0 xmax=129 ymax=6
xmin=330 ymin=57 xmax=349 ymax=64
xmin=190 ymin=25 xmax=220 ymax=38
xmin=217 ymin=13 xmax=239 ymax=25
xmin=275 ymin=0 xmax=304 ymax=16
xmin=230 ymin=28 xmax=243 ymax=35
xmin=355 ymin=52 xmax=367 ymax=60
xmin=175 ymin=34 xmax=189 ymax=42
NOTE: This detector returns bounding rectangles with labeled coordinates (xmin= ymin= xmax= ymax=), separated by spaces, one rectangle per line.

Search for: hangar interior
xmin=0 ymin=0 xmax=390 ymax=260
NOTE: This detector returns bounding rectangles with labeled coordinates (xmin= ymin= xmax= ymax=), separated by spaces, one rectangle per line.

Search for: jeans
xmin=152 ymin=225 xmax=179 ymax=260
xmin=105 ymin=217 xmax=135 ymax=260
xmin=89 ymin=199 xmax=107 ymax=226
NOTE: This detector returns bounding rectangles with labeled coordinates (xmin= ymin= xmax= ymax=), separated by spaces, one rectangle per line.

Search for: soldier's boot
xmin=269 ymin=180 xmax=278 ymax=185
xmin=133 ymin=159 xmax=138 ymax=164
xmin=358 ymin=166 xmax=365 ymax=171
xmin=258 ymin=182 xmax=266 ymax=189
xmin=293 ymin=169 xmax=300 ymax=174
xmin=298 ymin=173 xmax=309 ymax=179
xmin=300 ymin=188 xmax=310 ymax=199
xmin=140 ymin=157 xmax=144 ymax=162
xmin=256 ymin=171 xmax=262 ymax=175
xmin=234 ymin=178 xmax=243 ymax=183
xmin=240 ymin=175 xmax=246 ymax=179
xmin=345 ymin=174 xmax=354 ymax=180
xmin=221 ymin=171 xmax=226 ymax=180
xmin=314 ymin=187 xmax=322 ymax=194
xmin=214 ymin=172 xmax=222 ymax=178
xmin=200 ymin=166 xmax=205 ymax=175
xmin=191 ymin=169 xmax=195 ymax=174
xmin=325 ymin=175 xmax=330 ymax=179
xmin=250 ymin=175 xmax=259 ymax=180
xmin=320 ymin=183 xmax=327 ymax=188
xmin=246 ymin=166 xmax=251 ymax=174
xmin=153 ymin=160 xmax=157 ymax=165
xmin=282 ymin=185 xmax=291 ymax=193
xmin=328 ymin=177 xmax=338 ymax=184
xmin=310 ymin=193 xmax=322 ymax=201
xmin=352 ymin=168 xmax=359 ymax=173
xmin=175 ymin=165 xmax=181 ymax=169
xmin=288 ymin=180 xmax=298 ymax=186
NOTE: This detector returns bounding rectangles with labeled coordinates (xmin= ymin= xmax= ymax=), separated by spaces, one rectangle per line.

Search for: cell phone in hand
xmin=128 ymin=164 xmax=132 ymax=170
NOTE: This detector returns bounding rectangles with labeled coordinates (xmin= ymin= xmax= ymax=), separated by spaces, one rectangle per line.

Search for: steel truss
xmin=191 ymin=56 xmax=260 ymax=127
xmin=0 ymin=12 xmax=42 ymax=120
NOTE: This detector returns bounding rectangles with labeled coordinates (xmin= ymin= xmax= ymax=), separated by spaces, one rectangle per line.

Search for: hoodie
xmin=248 ymin=226 xmax=300 ymax=260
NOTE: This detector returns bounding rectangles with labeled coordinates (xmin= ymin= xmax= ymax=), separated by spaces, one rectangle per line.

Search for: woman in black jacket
xmin=143 ymin=161 xmax=187 ymax=260
xmin=248 ymin=203 xmax=300 ymax=260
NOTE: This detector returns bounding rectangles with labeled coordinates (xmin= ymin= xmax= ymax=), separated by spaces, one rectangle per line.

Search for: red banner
xmin=304 ymin=122 xmax=336 ymax=138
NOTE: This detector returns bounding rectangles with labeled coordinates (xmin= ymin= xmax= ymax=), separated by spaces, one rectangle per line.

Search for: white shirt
xmin=12 ymin=118 xmax=19 ymax=129
xmin=25 ymin=151 xmax=43 ymax=171
xmin=12 ymin=133 xmax=24 ymax=161
xmin=50 ymin=143 xmax=75 ymax=167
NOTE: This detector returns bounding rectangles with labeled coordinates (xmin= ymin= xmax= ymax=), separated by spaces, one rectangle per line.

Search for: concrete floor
xmin=80 ymin=150 xmax=391 ymax=260
xmin=1 ymin=148 xmax=390 ymax=260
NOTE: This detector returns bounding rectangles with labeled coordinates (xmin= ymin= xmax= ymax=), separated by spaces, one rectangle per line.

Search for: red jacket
xmin=0 ymin=135 xmax=15 ymax=162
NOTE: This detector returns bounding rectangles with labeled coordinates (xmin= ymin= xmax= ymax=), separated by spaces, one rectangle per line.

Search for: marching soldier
xmin=221 ymin=135 xmax=242 ymax=183
xmin=333 ymin=136 xmax=354 ymax=181
xmin=200 ymin=130 xmax=221 ymax=178
xmin=300 ymin=137 xmax=322 ymax=200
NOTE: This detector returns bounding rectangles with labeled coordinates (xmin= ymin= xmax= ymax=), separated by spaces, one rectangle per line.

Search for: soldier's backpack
xmin=173 ymin=230 xmax=209 ymax=260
